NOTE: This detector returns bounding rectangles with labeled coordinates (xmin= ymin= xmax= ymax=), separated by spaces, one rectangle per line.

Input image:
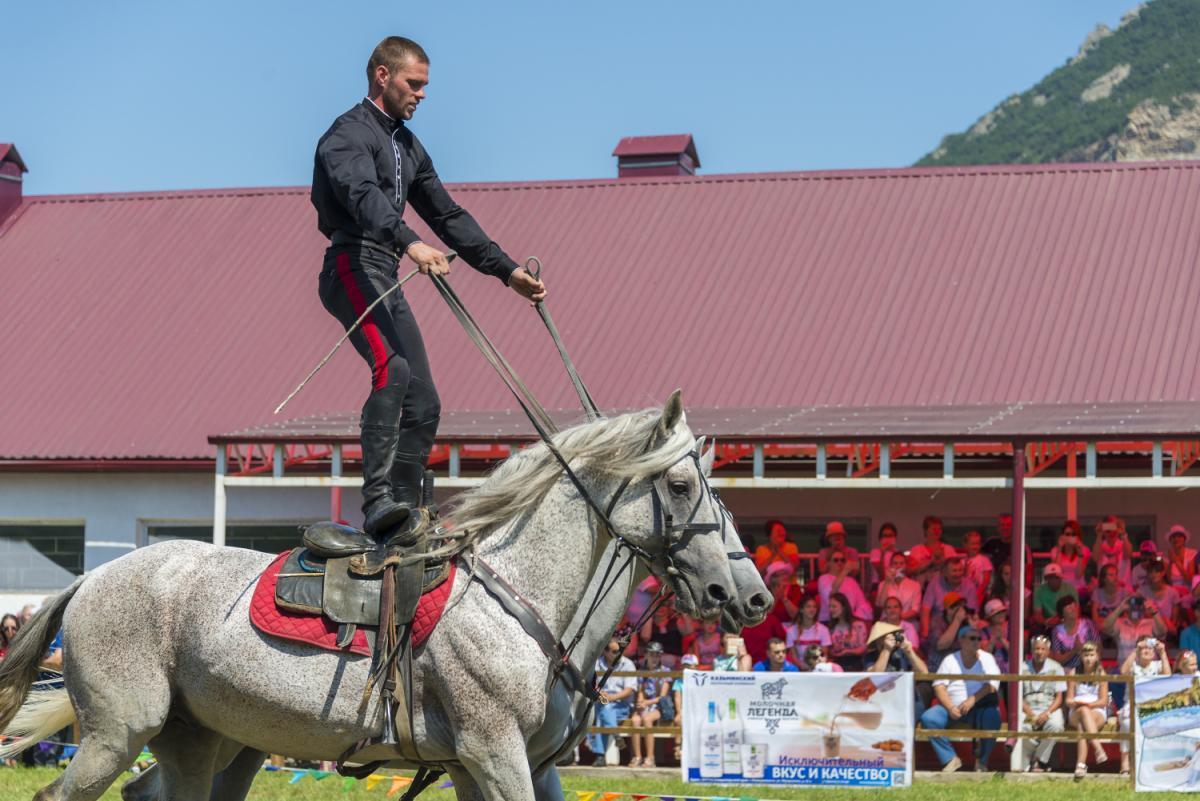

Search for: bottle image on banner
xmin=722 ymin=698 xmax=743 ymax=776
xmin=700 ymin=701 xmax=723 ymax=778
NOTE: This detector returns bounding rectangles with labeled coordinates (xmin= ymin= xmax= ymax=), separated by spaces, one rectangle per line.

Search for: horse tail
xmin=0 ymin=576 xmax=85 ymax=736
xmin=0 ymin=688 xmax=75 ymax=760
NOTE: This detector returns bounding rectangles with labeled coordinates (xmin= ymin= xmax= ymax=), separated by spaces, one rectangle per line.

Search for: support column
xmin=1008 ymin=441 xmax=1026 ymax=733
xmin=213 ymin=446 xmax=227 ymax=547
xmin=331 ymin=444 xmax=343 ymax=522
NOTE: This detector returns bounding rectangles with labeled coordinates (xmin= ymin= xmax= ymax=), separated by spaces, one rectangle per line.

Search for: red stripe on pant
xmin=335 ymin=252 xmax=389 ymax=390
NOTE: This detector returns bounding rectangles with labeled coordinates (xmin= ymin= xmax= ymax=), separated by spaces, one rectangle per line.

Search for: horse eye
xmin=669 ymin=480 xmax=689 ymax=496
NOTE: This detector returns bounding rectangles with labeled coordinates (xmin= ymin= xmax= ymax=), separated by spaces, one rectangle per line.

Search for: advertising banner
xmin=1134 ymin=675 xmax=1200 ymax=792
xmin=681 ymin=671 xmax=913 ymax=788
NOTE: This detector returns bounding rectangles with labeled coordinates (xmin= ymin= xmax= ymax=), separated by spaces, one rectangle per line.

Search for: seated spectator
xmin=638 ymin=600 xmax=685 ymax=666
xmin=1177 ymin=649 xmax=1199 ymax=676
xmin=1131 ymin=541 xmax=1160 ymax=591
xmin=803 ymin=644 xmax=843 ymax=673
xmin=816 ymin=550 xmax=872 ymax=622
xmin=920 ymin=626 xmax=1001 ymax=773
xmin=0 ymin=614 xmax=19 ymax=661
xmin=1094 ymin=516 xmax=1135 ymax=586
xmin=987 ymin=561 xmax=1032 ymax=618
xmin=1020 ymin=635 xmax=1066 ymax=773
xmin=787 ymin=595 xmax=831 ymax=667
xmin=1119 ymin=636 xmax=1172 ymax=776
xmin=1164 ymin=525 xmax=1196 ymax=598
xmin=1104 ymin=595 xmax=1169 ymax=708
xmin=1139 ymin=558 xmax=1181 ymax=637
xmin=1050 ymin=520 xmax=1091 ymax=596
xmin=827 ymin=592 xmax=869 ymax=670
xmin=908 ymin=516 xmax=958 ymax=586
xmin=671 ymin=654 xmax=698 ymax=761
xmin=922 ymin=559 xmax=979 ymax=655
xmin=1067 ymin=642 xmax=1110 ymax=779
xmin=865 ymin=622 xmax=929 ymax=718
xmin=753 ymin=637 xmax=800 ymax=672
xmin=740 ymin=566 xmax=790 ymax=665
xmin=875 ymin=551 xmax=922 ymax=620
xmin=18 ymin=604 xmax=35 ymax=626
xmin=931 ymin=592 xmax=977 ymax=669
xmin=980 ymin=599 xmax=1010 ymax=672
xmin=1182 ymin=583 xmax=1200 ymax=654
xmin=1051 ymin=596 xmax=1101 ymax=671
xmin=712 ymin=631 xmax=752 ymax=672
xmin=754 ymin=520 xmax=800 ymax=573
xmin=1032 ymin=564 xmax=1077 ymax=630
xmin=687 ymin=618 xmax=723 ymax=669
xmin=818 ymin=521 xmax=862 ymax=577
xmin=628 ymin=641 xmax=671 ymax=768
xmin=877 ymin=595 xmax=919 ymax=645
xmin=868 ymin=522 xmax=900 ymax=586
xmin=961 ymin=531 xmax=992 ymax=608
xmin=588 ymin=639 xmax=636 ymax=766
xmin=1090 ymin=564 xmax=1130 ymax=629
xmin=982 ymin=512 xmax=1033 ymax=580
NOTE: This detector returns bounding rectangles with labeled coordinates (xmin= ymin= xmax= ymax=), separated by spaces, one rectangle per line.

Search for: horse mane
xmin=418 ymin=407 xmax=695 ymax=562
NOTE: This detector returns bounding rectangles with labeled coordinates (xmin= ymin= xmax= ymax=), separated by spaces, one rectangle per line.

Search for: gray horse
xmin=0 ymin=394 xmax=741 ymax=801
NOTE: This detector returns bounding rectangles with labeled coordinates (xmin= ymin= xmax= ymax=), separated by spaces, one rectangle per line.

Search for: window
xmin=147 ymin=524 xmax=303 ymax=555
xmin=0 ymin=524 xmax=85 ymax=590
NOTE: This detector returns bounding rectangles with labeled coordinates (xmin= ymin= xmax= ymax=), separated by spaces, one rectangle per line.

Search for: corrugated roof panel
xmin=4 ymin=161 xmax=1200 ymax=460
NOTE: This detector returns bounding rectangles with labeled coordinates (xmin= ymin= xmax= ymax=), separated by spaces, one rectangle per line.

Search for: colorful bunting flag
xmin=600 ymin=793 xmax=624 ymax=801
xmin=343 ymin=776 xmax=357 ymax=791
xmin=366 ymin=775 xmax=385 ymax=790
xmin=288 ymin=770 xmax=306 ymax=785
xmin=576 ymin=793 xmax=597 ymax=801
xmin=314 ymin=770 xmax=333 ymax=780
xmin=438 ymin=779 xmax=455 ymax=789
xmin=387 ymin=775 xmax=414 ymax=797
xmin=632 ymin=796 xmax=650 ymax=801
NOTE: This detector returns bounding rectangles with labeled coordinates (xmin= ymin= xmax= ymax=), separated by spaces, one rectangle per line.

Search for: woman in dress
xmin=1067 ymin=642 xmax=1109 ymax=779
xmin=788 ymin=594 xmax=831 ymax=669
xmin=827 ymin=592 xmax=869 ymax=671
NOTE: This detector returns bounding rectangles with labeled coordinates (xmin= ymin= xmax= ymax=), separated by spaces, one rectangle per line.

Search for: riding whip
xmin=273 ymin=251 xmax=457 ymax=415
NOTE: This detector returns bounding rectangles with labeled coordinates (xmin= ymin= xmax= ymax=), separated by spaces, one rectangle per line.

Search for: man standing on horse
xmin=312 ymin=36 xmax=546 ymax=539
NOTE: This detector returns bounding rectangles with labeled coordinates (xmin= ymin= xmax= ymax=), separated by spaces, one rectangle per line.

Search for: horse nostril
xmin=706 ymin=584 xmax=730 ymax=603
xmin=748 ymin=592 xmax=770 ymax=610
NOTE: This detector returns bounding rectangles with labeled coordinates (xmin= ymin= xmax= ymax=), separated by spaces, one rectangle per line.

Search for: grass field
xmin=0 ymin=767 xmax=1141 ymax=800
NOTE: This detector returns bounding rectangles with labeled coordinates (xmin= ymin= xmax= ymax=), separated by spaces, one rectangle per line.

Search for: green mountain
xmin=918 ymin=0 xmax=1200 ymax=166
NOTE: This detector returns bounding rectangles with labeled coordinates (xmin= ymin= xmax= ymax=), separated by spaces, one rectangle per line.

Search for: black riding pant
xmin=318 ymin=244 xmax=441 ymax=462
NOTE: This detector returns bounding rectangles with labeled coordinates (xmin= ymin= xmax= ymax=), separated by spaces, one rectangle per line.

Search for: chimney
xmin=612 ymin=134 xmax=700 ymax=178
xmin=0 ymin=144 xmax=28 ymax=229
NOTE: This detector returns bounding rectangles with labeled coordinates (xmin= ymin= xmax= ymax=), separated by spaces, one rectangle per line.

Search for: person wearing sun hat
xmin=1165 ymin=524 xmax=1197 ymax=598
xmin=817 ymin=521 xmax=862 ymax=577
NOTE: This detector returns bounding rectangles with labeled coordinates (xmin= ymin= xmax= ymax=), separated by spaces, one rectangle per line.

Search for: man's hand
xmin=1036 ymin=710 xmax=1050 ymax=727
xmin=406 ymin=242 xmax=452 ymax=276
xmin=947 ymin=704 xmax=963 ymax=721
xmin=508 ymin=267 xmax=547 ymax=304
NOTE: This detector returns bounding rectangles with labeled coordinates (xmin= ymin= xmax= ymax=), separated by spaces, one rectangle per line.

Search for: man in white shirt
xmin=588 ymin=639 xmax=637 ymax=765
xmin=1019 ymin=635 xmax=1066 ymax=772
xmin=875 ymin=551 xmax=922 ymax=619
xmin=918 ymin=626 xmax=1001 ymax=772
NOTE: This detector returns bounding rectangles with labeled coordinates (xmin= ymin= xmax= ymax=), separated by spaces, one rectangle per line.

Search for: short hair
xmin=367 ymin=36 xmax=429 ymax=82
xmin=764 ymin=519 xmax=785 ymax=537
xmin=964 ymin=529 xmax=982 ymax=542
xmin=879 ymin=522 xmax=898 ymax=538
xmin=1056 ymin=594 xmax=1079 ymax=617
xmin=766 ymin=637 xmax=786 ymax=649
xmin=923 ymin=515 xmax=942 ymax=532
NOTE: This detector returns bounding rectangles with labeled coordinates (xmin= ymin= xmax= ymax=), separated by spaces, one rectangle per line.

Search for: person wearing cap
xmin=1131 ymin=540 xmax=1161 ymax=591
xmin=817 ymin=521 xmax=862 ymax=577
xmin=1032 ymin=563 xmax=1078 ymax=629
xmin=753 ymin=520 xmax=801 ymax=573
xmin=875 ymin=551 xmax=922 ymax=620
xmin=753 ymin=637 xmax=800 ymax=672
xmin=931 ymin=591 xmax=978 ymax=669
xmin=1094 ymin=515 xmax=1135 ymax=586
xmin=1138 ymin=558 xmax=1181 ymax=637
xmin=628 ymin=641 xmax=671 ymax=768
xmin=865 ymin=620 xmax=929 ymax=717
xmin=1020 ymin=635 xmax=1066 ymax=772
xmin=868 ymin=522 xmax=900 ymax=586
xmin=919 ymin=625 xmax=1002 ymax=773
xmin=908 ymin=516 xmax=958 ymax=586
xmin=980 ymin=599 xmax=1011 ymax=672
xmin=587 ymin=639 xmax=637 ymax=765
xmin=1050 ymin=595 xmax=1100 ymax=671
xmin=670 ymin=654 xmax=699 ymax=762
xmin=1165 ymin=525 xmax=1197 ymax=598
xmin=921 ymin=558 xmax=979 ymax=655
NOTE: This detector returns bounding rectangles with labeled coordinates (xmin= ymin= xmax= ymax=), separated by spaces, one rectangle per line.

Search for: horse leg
xmin=141 ymin=723 xmax=226 ymax=801
xmin=456 ymin=727 xmax=536 ymax=801
xmin=447 ymin=765 xmax=485 ymax=801
xmin=532 ymin=765 xmax=566 ymax=801
xmin=33 ymin=721 xmax=162 ymax=801
xmin=208 ymin=744 xmax=267 ymax=801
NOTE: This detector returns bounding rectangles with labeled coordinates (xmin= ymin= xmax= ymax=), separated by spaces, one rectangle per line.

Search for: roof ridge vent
xmin=612 ymin=134 xmax=699 ymax=178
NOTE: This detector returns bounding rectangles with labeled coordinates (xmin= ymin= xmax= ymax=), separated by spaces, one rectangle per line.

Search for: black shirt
xmin=311 ymin=99 xmax=518 ymax=284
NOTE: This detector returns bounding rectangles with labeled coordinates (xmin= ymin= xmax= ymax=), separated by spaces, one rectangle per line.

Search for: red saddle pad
xmin=249 ymin=550 xmax=457 ymax=657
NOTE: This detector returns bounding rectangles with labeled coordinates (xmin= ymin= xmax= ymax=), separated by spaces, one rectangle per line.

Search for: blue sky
xmin=6 ymin=1 xmax=1138 ymax=195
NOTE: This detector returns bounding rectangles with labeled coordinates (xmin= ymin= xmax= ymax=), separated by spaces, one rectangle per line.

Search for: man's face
xmin=964 ymin=533 xmax=981 ymax=556
xmin=889 ymin=554 xmax=907 ymax=579
xmin=946 ymin=560 xmax=964 ymax=584
xmin=828 ymin=531 xmax=845 ymax=548
xmin=828 ymin=553 xmax=847 ymax=574
xmin=880 ymin=533 xmax=896 ymax=552
xmin=1046 ymin=575 xmax=1062 ymax=591
xmin=767 ymin=642 xmax=788 ymax=666
xmin=959 ymin=630 xmax=981 ymax=656
xmin=604 ymin=641 xmax=621 ymax=662
xmin=1031 ymin=638 xmax=1050 ymax=663
xmin=925 ymin=523 xmax=942 ymax=542
xmin=376 ymin=56 xmax=429 ymax=120
xmin=884 ymin=598 xmax=902 ymax=622
xmin=1149 ymin=563 xmax=1166 ymax=589
xmin=998 ymin=515 xmax=1012 ymax=540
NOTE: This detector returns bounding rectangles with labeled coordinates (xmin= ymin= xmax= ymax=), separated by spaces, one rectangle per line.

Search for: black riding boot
xmin=360 ymin=386 xmax=410 ymax=536
xmin=383 ymin=419 xmax=438 ymax=545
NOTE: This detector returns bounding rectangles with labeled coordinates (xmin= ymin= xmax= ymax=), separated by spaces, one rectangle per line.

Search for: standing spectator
xmin=909 ymin=516 xmax=957 ymax=586
xmin=1138 ymin=559 xmax=1181 ymax=637
xmin=1119 ymin=636 xmax=1172 ymax=776
xmin=982 ymin=513 xmax=1034 ymax=580
xmin=874 ymin=551 xmax=922 ymax=620
xmin=712 ymin=631 xmax=752 ymax=672
xmin=876 ymin=596 xmax=919 ymax=645
xmin=0 ymin=614 xmax=19 ymax=660
xmin=1094 ymin=516 xmax=1135 ymax=586
xmin=786 ymin=595 xmax=831 ymax=667
xmin=920 ymin=626 xmax=1002 ymax=773
xmin=628 ymin=642 xmax=671 ymax=768
xmin=803 ymin=644 xmax=843 ymax=673
xmin=1165 ymin=525 xmax=1196 ymax=597
xmin=1050 ymin=521 xmax=1091 ymax=598
xmin=980 ymin=599 xmax=1010 ymax=672
xmin=754 ymin=520 xmax=800 ymax=573
xmin=818 ymin=521 xmax=862 ymax=578
xmin=961 ymin=531 xmax=992 ymax=608
xmin=827 ymin=593 xmax=869 ymax=670
xmin=921 ymin=559 xmax=980 ymax=652
xmin=865 ymin=622 xmax=929 ymax=718
xmin=1032 ymin=564 xmax=1077 ymax=630
xmin=868 ymin=523 xmax=900 ymax=586
xmin=1066 ymin=643 xmax=1110 ymax=779
xmin=1177 ymin=650 xmax=1199 ymax=676
xmin=753 ymin=637 xmax=800 ymax=672
xmin=1131 ymin=541 xmax=1160 ymax=591
xmin=1090 ymin=564 xmax=1129 ymax=629
xmin=816 ymin=550 xmax=872 ymax=622
xmin=588 ymin=639 xmax=636 ymax=766
xmin=740 ymin=564 xmax=791 ymax=664
xmin=639 ymin=601 xmax=685 ymax=665
xmin=687 ymin=618 xmax=723 ymax=669
xmin=987 ymin=561 xmax=1032 ymax=619
xmin=1020 ymin=635 xmax=1066 ymax=773
xmin=1051 ymin=596 xmax=1101 ymax=671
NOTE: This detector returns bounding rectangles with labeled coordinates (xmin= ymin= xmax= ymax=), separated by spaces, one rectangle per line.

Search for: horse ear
xmin=659 ymin=389 xmax=684 ymax=436
xmin=698 ymin=438 xmax=716 ymax=477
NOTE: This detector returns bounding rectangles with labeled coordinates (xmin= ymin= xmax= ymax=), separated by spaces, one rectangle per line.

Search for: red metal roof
xmin=612 ymin=134 xmax=700 ymax=166
xmin=4 ymin=160 xmax=1200 ymax=461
